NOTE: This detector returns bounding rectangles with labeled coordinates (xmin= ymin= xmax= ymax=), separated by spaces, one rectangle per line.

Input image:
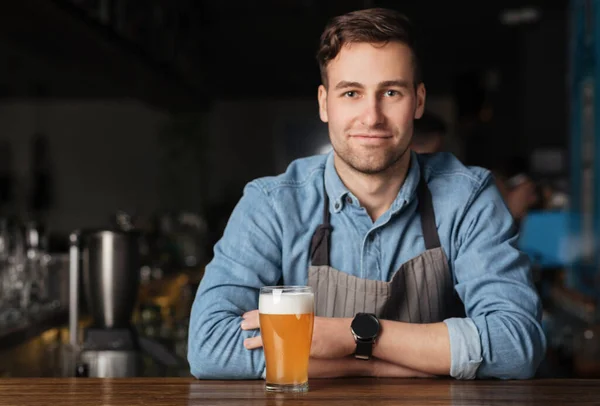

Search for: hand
xmin=240 ymin=310 xmax=262 ymax=350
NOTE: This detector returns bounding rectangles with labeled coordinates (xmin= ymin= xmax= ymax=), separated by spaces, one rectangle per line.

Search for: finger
xmin=240 ymin=320 xmax=258 ymax=330
xmin=241 ymin=310 xmax=260 ymax=330
xmin=242 ymin=309 xmax=259 ymax=320
xmin=244 ymin=335 xmax=263 ymax=350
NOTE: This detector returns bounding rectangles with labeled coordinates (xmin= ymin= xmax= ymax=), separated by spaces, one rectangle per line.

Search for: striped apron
xmin=307 ymin=167 xmax=465 ymax=322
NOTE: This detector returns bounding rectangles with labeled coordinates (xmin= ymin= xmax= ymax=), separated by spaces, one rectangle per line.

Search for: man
xmin=410 ymin=111 xmax=447 ymax=154
xmin=188 ymin=8 xmax=545 ymax=380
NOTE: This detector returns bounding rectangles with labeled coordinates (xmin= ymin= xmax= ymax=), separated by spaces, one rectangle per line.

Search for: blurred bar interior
xmin=0 ymin=0 xmax=598 ymax=378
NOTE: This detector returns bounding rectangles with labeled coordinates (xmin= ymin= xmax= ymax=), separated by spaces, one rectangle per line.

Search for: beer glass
xmin=259 ymin=286 xmax=314 ymax=392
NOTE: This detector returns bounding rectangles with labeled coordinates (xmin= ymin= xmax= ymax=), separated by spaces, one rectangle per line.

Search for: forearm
xmin=326 ymin=317 xmax=451 ymax=376
xmin=308 ymin=357 xmax=433 ymax=379
xmin=373 ymin=320 xmax=451 ymax=375
xmin=189 ymin=311 xmax=265 ymax=379
xmin=309 ymin=357 xmax=369 ymax=378
xmin=189 ymin=276 xmax=268 ymax=379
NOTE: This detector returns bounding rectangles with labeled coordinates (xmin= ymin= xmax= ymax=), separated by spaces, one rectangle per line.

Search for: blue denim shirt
xmin=188 ymin=151 xmax=546 ymax=380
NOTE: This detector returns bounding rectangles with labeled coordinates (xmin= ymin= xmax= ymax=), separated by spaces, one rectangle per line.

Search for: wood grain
xmin=0 ymin=377 xmax=598 ymax=405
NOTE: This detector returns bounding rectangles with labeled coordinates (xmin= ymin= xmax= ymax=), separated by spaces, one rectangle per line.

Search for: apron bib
xmin=307 ymin=167 xmax=465 ymax=322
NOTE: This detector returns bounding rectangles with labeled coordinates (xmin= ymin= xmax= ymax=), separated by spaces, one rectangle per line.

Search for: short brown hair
xmin=316 ymin=8 xmax=421 ymax=87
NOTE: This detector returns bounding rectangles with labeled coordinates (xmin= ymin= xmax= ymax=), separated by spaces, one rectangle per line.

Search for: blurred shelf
xmin=0 ymin=310 xmax=68 ymax=350
xmin=0 ymin=321 xmax=190 ymax=378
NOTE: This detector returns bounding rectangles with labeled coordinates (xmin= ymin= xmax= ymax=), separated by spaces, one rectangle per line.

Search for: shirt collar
xmin=323 ymin=150 xmax=421 ymax=214
xmin=324 ymin=152 xmax=350 ymax=213
xmin=391 ymin=151 xmax=421 ymax=212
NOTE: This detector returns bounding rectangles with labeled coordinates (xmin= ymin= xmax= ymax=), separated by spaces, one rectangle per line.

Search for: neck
xmin=334 ymin=151 xmax=412 ymax=222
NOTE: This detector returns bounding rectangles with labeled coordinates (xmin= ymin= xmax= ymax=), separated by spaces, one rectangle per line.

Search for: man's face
xmin=318 ymin=41 xmax=426 ymax=175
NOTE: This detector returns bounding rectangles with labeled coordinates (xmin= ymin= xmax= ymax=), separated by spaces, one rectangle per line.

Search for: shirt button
xmin=334 ymin=202 xmax=341 ymax=210
xmin=346 ymin=196 xmax=353 ymax=205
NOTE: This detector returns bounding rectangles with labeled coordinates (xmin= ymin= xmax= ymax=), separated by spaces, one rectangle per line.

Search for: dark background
xmin=0 ymin=0 xmax=568 ymax=240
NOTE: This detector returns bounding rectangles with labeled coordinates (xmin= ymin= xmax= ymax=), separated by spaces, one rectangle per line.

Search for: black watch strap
xmin=354 ymin=339 xmax=374 ymax=360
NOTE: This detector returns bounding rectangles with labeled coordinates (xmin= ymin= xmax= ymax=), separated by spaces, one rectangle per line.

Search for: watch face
xmin=351 ymin=313 xmax=380 ymax=340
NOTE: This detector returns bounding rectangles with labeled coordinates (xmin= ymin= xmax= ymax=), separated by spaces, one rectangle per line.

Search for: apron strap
xmin=310 ymin=185 xmax=332 ymax=266
xmin=416 ymin=171 xmax=441 ymax=250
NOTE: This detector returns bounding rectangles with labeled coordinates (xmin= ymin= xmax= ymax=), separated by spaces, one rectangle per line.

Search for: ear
xmin=318 ymin=85 xmax=329 ymax=123
xmin=414 ymin=82 xmax=426 ymax=119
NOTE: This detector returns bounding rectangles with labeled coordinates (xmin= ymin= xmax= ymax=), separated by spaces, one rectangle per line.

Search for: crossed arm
xmin=188 ymin=178 xmax=546 ymax=380
xmin=241 ymin=310 xmax=446 ymax=378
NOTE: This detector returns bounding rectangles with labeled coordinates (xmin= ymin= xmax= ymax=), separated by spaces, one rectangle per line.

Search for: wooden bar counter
xmin=0 ymin=378 xmax=598 ymax=405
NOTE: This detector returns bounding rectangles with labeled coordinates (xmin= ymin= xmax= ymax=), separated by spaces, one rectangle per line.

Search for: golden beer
xmin=259 ymin=286 xmax=314 ymax=392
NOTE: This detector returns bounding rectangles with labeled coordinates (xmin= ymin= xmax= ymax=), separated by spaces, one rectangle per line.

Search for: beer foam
xmin=259 ymin=291 xmax=314 ymax=315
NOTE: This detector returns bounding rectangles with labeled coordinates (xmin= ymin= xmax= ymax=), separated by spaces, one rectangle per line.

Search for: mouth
xmin=349 ymin=134 xmax=392 ymax=139
xmin=349 ymin=134 xmax=393 ymax=145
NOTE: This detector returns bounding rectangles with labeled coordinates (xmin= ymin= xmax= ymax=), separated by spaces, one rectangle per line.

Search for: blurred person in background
xmin=410 ymin=110 xmax=447 ymax=154
xmin=491 ymin=157 xmax=540 ymax=222
xmin=413 ymin=112 xmax=539 ymax=222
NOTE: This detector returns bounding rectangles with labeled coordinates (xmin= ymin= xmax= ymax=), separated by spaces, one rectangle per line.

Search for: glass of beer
xmin=259 ymin=286 xmax=314 ymax=393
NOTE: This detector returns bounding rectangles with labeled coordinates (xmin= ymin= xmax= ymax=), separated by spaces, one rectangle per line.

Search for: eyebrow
xmin=333 ymin=80 xmax=411 ymax=90
xmin=334 ymin=81 xmax=364 ymax=90
xmin=379 ymin=80 xmax=410 ymax=89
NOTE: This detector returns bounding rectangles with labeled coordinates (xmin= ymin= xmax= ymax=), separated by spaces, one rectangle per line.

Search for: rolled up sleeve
xmin=444 ymin=317 xmax=482 ymax=379
xmin=450 ymin=174 xmax=547 ymax=379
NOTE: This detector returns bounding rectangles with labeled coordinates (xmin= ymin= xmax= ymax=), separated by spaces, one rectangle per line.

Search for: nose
xmin=359 ymin=96 xmax=384 ymax=127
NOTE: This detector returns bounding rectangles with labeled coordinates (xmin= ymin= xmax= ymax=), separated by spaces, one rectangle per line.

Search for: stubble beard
xmin=331 ymin=140 xmax=410 ymax=176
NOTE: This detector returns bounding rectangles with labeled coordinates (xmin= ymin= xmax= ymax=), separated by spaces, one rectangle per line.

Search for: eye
xmin=384 ymin=90 xmax=400 ymax=97
xmin=343 ymin=91 xmax=358 ymax=98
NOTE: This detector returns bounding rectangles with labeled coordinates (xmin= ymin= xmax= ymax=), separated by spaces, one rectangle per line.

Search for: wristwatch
xmin=350 ymin=313 xmax=380 ymax=360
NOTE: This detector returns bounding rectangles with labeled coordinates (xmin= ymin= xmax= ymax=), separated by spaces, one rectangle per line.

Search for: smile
xmin=349 ymin=134 xmax=392 ymax=139
xmin=349 ymin=135 xmax=393 ymax=143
